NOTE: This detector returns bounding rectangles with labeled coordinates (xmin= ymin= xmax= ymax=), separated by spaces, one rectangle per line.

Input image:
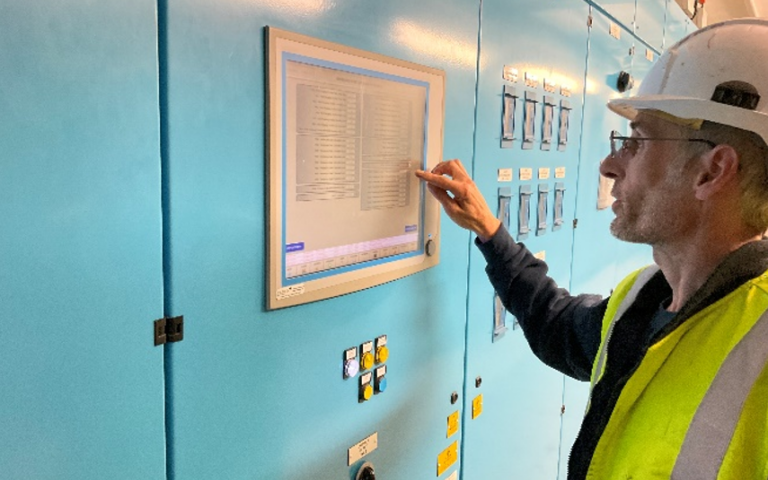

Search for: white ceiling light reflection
xmin=261 ymin=0 xmax=331 ymax=16
xmin=390 ymin=20 xmax=477 ymax=70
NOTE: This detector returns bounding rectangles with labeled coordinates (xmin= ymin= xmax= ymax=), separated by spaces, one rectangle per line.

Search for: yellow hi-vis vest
xmin=586 ymin=266 xmax=768 ymax=479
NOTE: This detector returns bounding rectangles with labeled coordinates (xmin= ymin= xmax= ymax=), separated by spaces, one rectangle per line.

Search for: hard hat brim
xmin=608 ymin=96 xmax=768 ymax=146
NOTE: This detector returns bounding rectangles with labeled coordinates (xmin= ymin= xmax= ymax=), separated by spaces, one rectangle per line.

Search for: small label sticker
xmin=345 ymin=348 xmax=357 ymax=360
xmin=534 ymin=250 xmax=546 ymax=261
xmin=376 ymin=366 xmax=387 ymax=378
xmin=543 ymin=78 xmax=557 ymax=93
xmin=497 ymin=168 xmax=513 ymax=182
xmin=361 ymin=372 xmax=372 ymax=384
xmin=520 ymin=168 xmax=533 ymax=181
xmin=276 ymin=284 xmax=305 ymax=300
xmin=646 ymin=48 xmax=654 ymax=62
xmin=560 ymin=85 xmax=572 ymax=97
xmin=361 ymin=341 xmax=373 ymax=353
xmin=609 ymin=22 xmax=621 ymax=39
xmin=348 ymin=432 xmax=378 ymax=466
xmin=376 ymin=335 xmax=387 ymax=347
xmin=555 ymin=167 xmax=566 ymax=179
xmin=447 ymin=471 xmax=458 ymax=480
xmin=524 ymin=72 xmax=539 ymax=88
xmin=538 ymin=168 xmax=551 ymax=180
xmin=503 ymin=65 xmax=519 ymax=82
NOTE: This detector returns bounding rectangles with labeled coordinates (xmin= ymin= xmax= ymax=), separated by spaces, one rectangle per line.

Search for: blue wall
xmin=0 ymin=0 xmax=692 ymax=478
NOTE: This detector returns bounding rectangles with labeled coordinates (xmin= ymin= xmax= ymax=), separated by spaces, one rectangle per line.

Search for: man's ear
xmin=693 ymin=145 xmax=740 ymax=201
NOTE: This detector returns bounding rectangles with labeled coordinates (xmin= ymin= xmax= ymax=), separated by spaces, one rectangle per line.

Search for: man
xmin=416 ymin=19 xmax=768 ymax=479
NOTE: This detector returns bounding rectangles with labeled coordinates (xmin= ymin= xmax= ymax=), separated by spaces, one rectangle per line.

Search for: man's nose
xmin=599 ymin=153 xmax=620 ymax=180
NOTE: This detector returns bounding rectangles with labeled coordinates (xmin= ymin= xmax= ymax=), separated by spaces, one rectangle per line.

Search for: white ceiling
xmin=698 ymin=0 xmax=768 ymax=24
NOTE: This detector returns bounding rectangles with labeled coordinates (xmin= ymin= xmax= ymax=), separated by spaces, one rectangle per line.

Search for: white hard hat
xmin=608 ymin=18 xmax=768 ymax=146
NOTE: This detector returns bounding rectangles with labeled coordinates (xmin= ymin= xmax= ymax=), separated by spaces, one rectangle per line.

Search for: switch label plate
xmin=348 ymin=432 xmax=378 ymax=465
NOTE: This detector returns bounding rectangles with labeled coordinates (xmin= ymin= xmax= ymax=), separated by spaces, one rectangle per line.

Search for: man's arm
xmin=416 ymin=160 xmax=606 ymax=381
xmin=477 ymin=225 xmax=606 ymax=380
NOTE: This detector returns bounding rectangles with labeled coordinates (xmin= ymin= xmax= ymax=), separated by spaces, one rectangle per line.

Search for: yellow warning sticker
xmin=472 ymin=394 xmax=483 ymax=419
xmin=437 ymin=441 xmax=458 ymax=476
xmin=447 ymin=411 xmax=459 ymax=438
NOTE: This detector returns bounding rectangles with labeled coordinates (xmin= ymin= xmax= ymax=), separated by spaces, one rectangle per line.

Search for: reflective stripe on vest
xmin=671 ymin=306 xmax=768 ymax=479
xmin=588 ymin=265 xmax=661 ymax=398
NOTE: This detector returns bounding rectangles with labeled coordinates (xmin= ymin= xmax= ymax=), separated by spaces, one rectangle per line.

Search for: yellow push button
xmin=360 ymin=352 xmax=375 ymax=370
xmin=361 ymin=384 xmax=374 ymax=401
xmin=375 ymin=346 xmax=389 ymax=364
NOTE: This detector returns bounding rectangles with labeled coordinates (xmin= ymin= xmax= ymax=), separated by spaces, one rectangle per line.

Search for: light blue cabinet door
xmin=161 ymin=0 xmax=477 ymax=478
xmin=0 ymin=1 xmax=166 ymax=479
xmin=635 ymin=0 xmax=667 ymax=50
xmin=590 ymin=0 xmax=637 ymax=30
xmin=465 ymin=1 xmax=589 ymax=478
xmin=560 ymin=6 xmax=643 ymax=479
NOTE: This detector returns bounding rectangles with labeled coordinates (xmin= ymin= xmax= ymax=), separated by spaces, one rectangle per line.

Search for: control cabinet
xmin=0 ymin=0 xmax=683 ymax=478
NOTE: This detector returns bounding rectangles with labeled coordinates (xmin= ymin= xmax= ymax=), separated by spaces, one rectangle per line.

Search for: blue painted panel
xmin=560 ymin=7 xmax=641 ymax=479
xmin=465 ymin=1 xmax=589 ymax=478
xmin=569 ymin=8 xmax=636 ymax=298
xmin=665 ymin=0 xmax=695 ymax=47
xmin=0 ymin=1 xmax=165 ymax=479
xmin=635 ymin=0 xmax=666 ymax=50
xmin=589 ymin=0 xmax=637 ymax=30
xmin=162 ymin=0 xmax=478 ymax=478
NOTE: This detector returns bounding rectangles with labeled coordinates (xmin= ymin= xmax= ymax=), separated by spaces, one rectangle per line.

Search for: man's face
xmin=599 ymin=112 xmax=700 ymax=245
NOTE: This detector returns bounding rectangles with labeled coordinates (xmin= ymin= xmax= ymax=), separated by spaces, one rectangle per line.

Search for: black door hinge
xmin=154 ymin=315 xmax=184 ymax=346
xmin=573 ymin=219 xmax=578 ymax=229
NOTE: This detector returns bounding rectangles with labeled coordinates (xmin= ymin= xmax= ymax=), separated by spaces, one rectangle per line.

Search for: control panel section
xmin=343 ymin=335 xmax=390 ymax=402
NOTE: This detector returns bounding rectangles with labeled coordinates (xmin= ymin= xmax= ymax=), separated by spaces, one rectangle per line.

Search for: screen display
xmin=282 ymin=57 xmax=428 ymax=282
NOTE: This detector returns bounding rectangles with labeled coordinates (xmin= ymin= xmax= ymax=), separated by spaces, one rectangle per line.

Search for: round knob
xmin=344 ymin=359 xmax=360 ymax=378
xmin=425 ymin=239 xmax=436 ymax=256
xmin=376 ymin=377 xmax=388 ymax=393
xmin=356 ymin=462 xmax=376 ymax=480
xmin=361 ymin=384 xmax=374 ymax=401
xmin=617 ymin=71 xmax=634 ymax=93
xmin=375 ymin=346 xmax=389 ymax=364
xmin=360 ymin=352 xmax=375 ymax=370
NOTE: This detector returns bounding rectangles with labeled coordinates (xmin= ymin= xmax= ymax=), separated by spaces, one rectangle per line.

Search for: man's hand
xmin=415 ymin=159 xmax=501 ymax=242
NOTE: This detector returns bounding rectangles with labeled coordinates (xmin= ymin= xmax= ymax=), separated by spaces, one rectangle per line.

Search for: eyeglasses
xmin=610 ymin=130 xmax=716 ymax=158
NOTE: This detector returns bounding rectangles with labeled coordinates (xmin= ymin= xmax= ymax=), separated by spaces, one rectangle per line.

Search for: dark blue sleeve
xmin=476 ymin=225 xmax=607 ymax=381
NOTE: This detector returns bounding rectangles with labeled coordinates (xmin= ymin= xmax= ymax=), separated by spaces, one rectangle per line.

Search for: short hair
xmin=693 ymin=122 xmax=768 ymax=234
